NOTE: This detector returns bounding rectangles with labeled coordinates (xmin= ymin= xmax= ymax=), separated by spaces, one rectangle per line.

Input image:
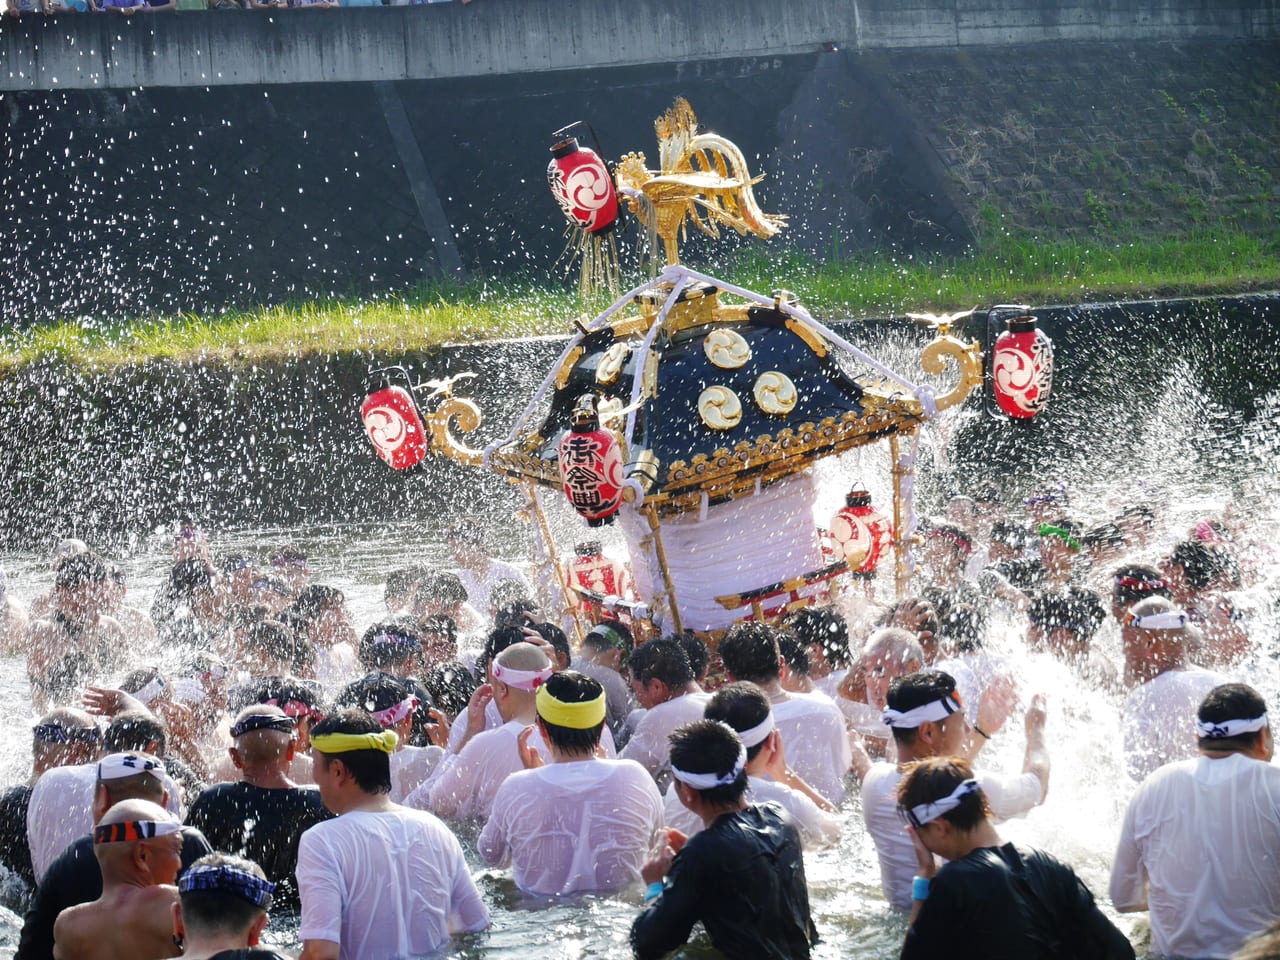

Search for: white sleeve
xmin=977 ymin=770 xmax=1044 ymax=819
xmin=296 ymin=829 xmax=344 ymax=946
xmin=1109 ymin=795 xmax=1149 ymax=911
xmin=620 ymin=715 xmax=665 ymax=781
xmin=445 ymin=833 xmax=491 ymax=934
xmin=476 ymin=785 xmax=511 ymax=868
xmin=786 ymin=789 xmax=843 ymax=848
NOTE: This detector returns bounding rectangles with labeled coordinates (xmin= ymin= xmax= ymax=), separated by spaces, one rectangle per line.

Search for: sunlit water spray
xmin=0 ymin=300 xmax=1277 ymax=957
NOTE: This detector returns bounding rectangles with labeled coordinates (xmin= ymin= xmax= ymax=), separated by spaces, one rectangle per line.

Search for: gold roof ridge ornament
xmin=372 ymin=99 xmax=994 ymax=639
xmin=614 ymin=97 xmax=787 ymax=267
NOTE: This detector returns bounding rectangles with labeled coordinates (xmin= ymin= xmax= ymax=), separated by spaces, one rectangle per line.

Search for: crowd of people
xmin=0 ymin=481 xmax=1277 ymax=959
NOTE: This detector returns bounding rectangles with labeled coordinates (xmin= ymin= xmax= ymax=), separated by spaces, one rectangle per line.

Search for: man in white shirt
xmin=861 ymin=669 xmax=1044 ymax=910
xmin=416 ymin=642 xmax=553 ymax=821
xmin=479 ymin=671 xmax=662 ymax=895
xmin=1120 ymin=596 xmax=1226 ymax=781
xmin=571 ymin=621 xmax=637 ymax=739
xmin=621 ymin=639 xmax=709 ymax=791
xmin=719 ymin=623 xmax=850 ymax=805
xmin=296 ymin=709 xmax=488 ymax=960
xmin=446 ymin=524 xmax=530 ymax=616
xmin=1111 ymin=683 xmax=1280 ymax=959
xmin=664 ymin=681 xmax=841 ymax=849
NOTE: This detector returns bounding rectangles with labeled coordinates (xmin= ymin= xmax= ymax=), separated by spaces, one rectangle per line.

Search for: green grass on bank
xmin=2 ymin=229 xmax=1276 ymax=371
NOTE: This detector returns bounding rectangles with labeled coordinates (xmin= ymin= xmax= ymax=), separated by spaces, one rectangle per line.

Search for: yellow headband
xmin=311 ymin=730 xmax=399 ymax=755
xmin=536 ymin=685 xmax=606 ymax=730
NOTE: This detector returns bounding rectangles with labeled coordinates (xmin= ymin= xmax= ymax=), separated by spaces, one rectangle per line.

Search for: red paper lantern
xmin=992 ymin=314 xmax=1053 ymax=419
xmin=361 ymin=384 xmax=428 ymax=471
xmin=830 ymin=489 xmax=893 ymax=577
xmin=558 ymin=395 xmax=625 ymax=527
xmin=547 ymin=137 xmax=619 ymax=234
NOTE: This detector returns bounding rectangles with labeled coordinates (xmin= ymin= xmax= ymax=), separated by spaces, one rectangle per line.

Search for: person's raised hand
xmin=517 ymin=725 xmax=544 ymax=770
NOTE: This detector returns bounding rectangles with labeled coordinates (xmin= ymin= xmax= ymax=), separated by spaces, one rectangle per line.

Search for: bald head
xmin=94 ymin=799 xmax=182 ymax=883
xmin=230 ymin=705 xmax=296 ymax=771
xmin=495 ymin=641 xmax=551 ymax=674
xmin=864 ymin=628 xmax=925 ymax=667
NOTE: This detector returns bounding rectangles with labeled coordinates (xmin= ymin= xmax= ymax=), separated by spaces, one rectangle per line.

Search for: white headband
xmin=1197 ymin=713 xmax=1268 ymax=740
xmin=737 ymin=712 xmax=775 ymax=749
xmin=133 ymin=676 xmax=167 ymax=706
xmin=671 ymin=745 xmax=748 ymax=791
xmin=1127 ymin=610 xmax=1188 ymax=631
xmin=491 ymin=661 xmax=553 ymax=692
xmin=372 ymin=695 xmax=419 ymax=728
xmin=98 ymin=752 xmax=166 ymax=781
xmin=902 ymin=778 xmax=981 ymax=828
xmin=882 ymin=692 xmax=962 ymax=729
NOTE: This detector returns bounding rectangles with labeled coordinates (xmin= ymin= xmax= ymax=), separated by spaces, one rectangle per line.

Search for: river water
xmin=0 ymin=295 xmax=1278 ymax=958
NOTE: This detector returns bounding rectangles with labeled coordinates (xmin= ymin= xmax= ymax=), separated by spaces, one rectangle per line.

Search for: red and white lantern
xmin=361 ymin=384 xmax=428 ymax=471
xmin=558 ymin=395 xmax=625 ymax=527
xmin=566 ymin=541 xmax=632 ymax=619
xmin=830 ymin=489 xmax=893 ymax=578
xmin=992 ymin=314 xmax=1053 ymax=419
xmin=547 ymin=136 xmax=619 ymax=234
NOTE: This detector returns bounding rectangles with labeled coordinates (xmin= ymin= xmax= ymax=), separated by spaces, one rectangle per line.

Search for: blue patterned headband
xmin=179 ymin=864 xmax=277 ymax=908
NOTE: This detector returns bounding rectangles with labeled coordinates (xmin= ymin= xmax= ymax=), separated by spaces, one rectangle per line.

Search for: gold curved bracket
xmin=919 ymin=335 xmax=984 ymax=412
xmin=425 ymin=396 xmax=485 ymax=467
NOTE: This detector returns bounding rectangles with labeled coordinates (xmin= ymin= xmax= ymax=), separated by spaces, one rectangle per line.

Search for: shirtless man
xmin=172 ymin=853 xmax=287 ymax=960
xmin=28 ymin=554 xmax=125 ymax=711
xmin=52 ymin=798 xmax=184 ymax=960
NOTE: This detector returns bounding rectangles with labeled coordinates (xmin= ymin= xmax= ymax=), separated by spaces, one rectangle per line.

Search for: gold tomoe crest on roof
xmin=753 ymin=371 xmax=798 ymax=416
xmin=703 ymin=328 xmax=752 ymax=369
xmin=698 ymin=386 xmax=743 ymax=430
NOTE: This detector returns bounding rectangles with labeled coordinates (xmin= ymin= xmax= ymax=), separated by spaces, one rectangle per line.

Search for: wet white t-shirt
xmin=478 ymin=758 xmax=663 ymax=895
xmin=772 ymin=692 xmax=852 ymax=805
xmin=1122 ymin=666 xmax=1226 ymax=781
xmin=297 ymin=806 xmax=488 ymax=959
xmin=620 ymin=692 xmax=710 ymax=792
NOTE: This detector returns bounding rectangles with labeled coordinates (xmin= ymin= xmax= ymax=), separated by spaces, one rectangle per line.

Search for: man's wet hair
xmin=311 ymin=709 xmax=392 ymax=794
xmin=676 ymin=631 xmax=709 ymax=680
xmin=385 ymin=564 xmax=430 ymax=603
xmin=178 ymin=853 xmax=273 ymax=935
xmin=1112 ymin=563 xmax=1171 ymax=609
xmin=538 ymin=671 xmax=605 ymax=755
xmin=583 ymin=621 xmax=635 ymax=658
xmin=1197 ymin=683 xmax=1268 ymax=753
xmin=669 ymin=719 xmax=748 ymax=806
xmin=494 ymin=598 xmax=540 ymax=630
xmin=719 ymin=623 xmax=782 ymax=685
xmin=359 ymin=620 xmax=422 ymax=671
xmin=418 ymin=614 xmax=459 ymax=654
xmin=272 ymin=545 xmax=307 ymax=567
xmin=528 ymin=621 xmax=571 ymax=667
xmin=1118 ymin=503 xmax=1155 ymax=528
xmin=245 ymin=620 xmax=298 ymax=662
xmin=423 ymin=661 xmax=477 ymax=719
xmin=897 ymin=756 xmax=989 ymax=832
xmin=705 ymin=682 xmax=772 ymax=763
xmin=1169 ymin=539 xmax=1232 ymax=591
xmin=627 ymin=639 xmax=694 ymax=689
xmin=216 ymin=554 xmax=255 ymax=576
xmin=104 ymin=710 xmax=167 ymax=755
xmin=120 ymin=667 xmax=167 ymax=700
xmin=336 ymin=672 xmax=414 ymax=716
xmin=230 ymin=675 xmax=324 ymax=717
xmin=1030 ymin=589 xmax=1107 ymax=644
xmin=940 ymin=602 xmax=987 ymax=653
xmin=168 ymin=558 xmax=216 ymax=597
xmin=989 ymin=520 xmax=1027 ymax=550
xmin=416 ymin=571 xmax=468 ymax=608
xmin=777 ymin=634 xmax=810 ymax=678
xmin=285 ymin=585 xmax=345 ymax=625
xmin=783 ymin=606 xmax=851 ymax=668
xmin=1083 ymin=522 xmax=1125 ymax=551
xmin=885 ymin=671 xmax=957 ymax=746
xmin=490 ymin=579 xmax=533 ymax=616
xmin=925 ymin=521 xmax=973 ymax=556
xmin=55 ymin=553 xmax=108 ymax=591
xmin=476 ymin=623 xmax=528 ymax=679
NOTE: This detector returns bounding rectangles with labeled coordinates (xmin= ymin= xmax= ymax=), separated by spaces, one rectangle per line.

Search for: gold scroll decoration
xmin=753 ymin=371 xmax=797 ymax=416
xmin=704 ymin=328 xmax=752 ymax=369
xmin=919 ymin=334 xmax=983 ymax=413
xmin=698 ymin=386 xmax=743 ymax=430
xmin=425 ymin=397 xmax=485 ymax=467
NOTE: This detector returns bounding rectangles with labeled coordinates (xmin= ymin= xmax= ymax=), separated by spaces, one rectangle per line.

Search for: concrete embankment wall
xmin=0 ymin=294 xmax=1276 ymax=546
